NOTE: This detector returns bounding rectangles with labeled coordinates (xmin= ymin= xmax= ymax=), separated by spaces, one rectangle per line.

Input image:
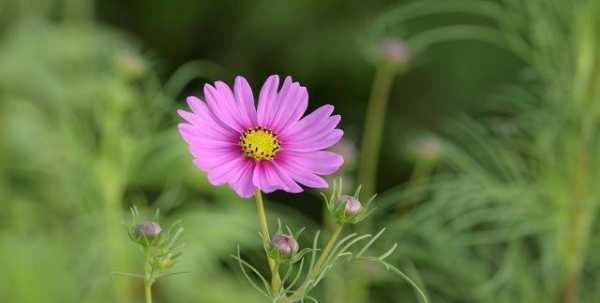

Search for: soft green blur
xmin=1 ymin=0 xmax=600 ymax=302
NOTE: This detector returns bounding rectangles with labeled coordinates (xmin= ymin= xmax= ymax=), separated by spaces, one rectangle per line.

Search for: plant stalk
xmin=286 ymin=224 xmax=345 ymax=302
xmin=310 ymin=224 xmax=344 ymax=279
xmin=357 ymin=64 xmax=398 ymax=200
xmin=254 ymin=190 xmax=282 ymax=296
xmin=560 ymin=142 xmax=590 ymax=303
xmin=350 ymin=63 xmax=399 ymax=303
xmin=143 ymin=248 xmax=154 ymax=303
xmin=144 ymin=282 xmax=153 ymax=303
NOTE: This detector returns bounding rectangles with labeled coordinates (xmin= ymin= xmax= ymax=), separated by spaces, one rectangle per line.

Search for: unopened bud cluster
xmin=325 ymin=180 xmax=373 ymax=224
xmin=128 ymin=211 xmax=184 ymax=284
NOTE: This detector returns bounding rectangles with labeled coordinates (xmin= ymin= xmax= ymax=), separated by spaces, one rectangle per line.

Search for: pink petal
xmin=271 ymin=81 xmax=308 ymax=134
xmin=177 ymin=122 xmax=238 ymax=146
xmin=280 ymin=104 xmax=335 ymax=139
xmin=281 ymin=151 xmax=344 ymax=175
xmin=182 ymin=97 xmax=237 ymax=138
xmin=283 ymin=129 xmax=344 ymax=152
xmin=260 ymin=161 xmax=303 ymax=193
xmin=277 ymin=86 xmax=308 ymax=133
xmin=264 ymin=76 xmax=293 ymax=129
xmin=204 ymin=83 xmax=245 ymax=133
xmin=278 ymin=160 xmax=329 ymax=188
xmin=186 ymin=96 xmax=206 ymax=114
xmin=229 ymin=159 xmax=257 ymax=198
xmin=252 ymin=161 xmax=278 ymax=193
xmin=192 ymin=149 xmax=241 ymax=170
xmin=270 ymin=161 xmax=303 ymax=193
xmin=256 ymin=75 xmax=280 ymax=127
xmin=184 ymin=136 xmax=238 ymax=150
xmin=291 ymin=115 xmax=340 ymax=142
xmin=234 ymin=76 xmax=258 ymax=128
xmin=206 ymin=156 xmax=248 ymax=186
xmin=262 ymin=162 xmax=288 ymax=192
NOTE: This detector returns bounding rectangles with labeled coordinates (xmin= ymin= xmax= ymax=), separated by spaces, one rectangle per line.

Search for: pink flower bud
xmin=381 ymin=38 xmax=410 ymax=65
xmin=271 ymin=234 xmax=299 ymax=257
xmin=135 ymin=221 xmax=162 ymax=237
xmin=336 ymin=195 xmax=363 ymax=216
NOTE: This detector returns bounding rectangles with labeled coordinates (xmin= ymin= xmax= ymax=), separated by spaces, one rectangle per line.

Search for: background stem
xmin=357 ymin=64 xmax=397 ymax=200
xmin=560 ymin=140 xmax=591 ymax=303
xmin=349 ymin=63 xmax=398 ymax=303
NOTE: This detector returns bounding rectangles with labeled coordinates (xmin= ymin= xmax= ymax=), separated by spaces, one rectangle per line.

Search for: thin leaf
xmin=232 ymin=247 xmax=271 ymax=297
xmin=356 ymin=228 xmax=386 ymax=257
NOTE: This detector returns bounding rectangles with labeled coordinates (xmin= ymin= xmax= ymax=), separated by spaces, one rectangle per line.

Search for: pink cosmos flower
xmin=177 ymin=75 xmax=344 ymax=198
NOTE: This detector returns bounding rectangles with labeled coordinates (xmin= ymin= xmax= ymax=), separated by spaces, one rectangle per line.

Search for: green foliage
xmin=234 ymin=181 xmax=428 ymax=303
xmin=0 ymin=12 xmax=264 ymax=303
xmin=369 ymin=0 xmax=600 ymax=302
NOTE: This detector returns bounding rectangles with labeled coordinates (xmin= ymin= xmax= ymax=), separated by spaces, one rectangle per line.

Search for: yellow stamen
xmin=240 ymin=126 xmax=280 ymax=160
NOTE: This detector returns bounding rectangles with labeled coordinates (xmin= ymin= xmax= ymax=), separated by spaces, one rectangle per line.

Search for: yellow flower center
xmin=240 ymin=127 xmax=280 ymax=160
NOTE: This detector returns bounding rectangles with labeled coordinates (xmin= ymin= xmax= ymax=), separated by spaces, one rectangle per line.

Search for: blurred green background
xmin=2 ymin=0 xmax=599 ymax=302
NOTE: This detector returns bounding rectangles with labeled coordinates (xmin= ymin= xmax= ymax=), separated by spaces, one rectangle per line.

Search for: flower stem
xmin=143 ymin=249 xmax=154 ymax=303
xmin=254 ymin=190 xmax=282 ymax=296
xmin=310 ymin=224 xmax=344 ymax=279
xmin=144 ymin=282 xmax=153 ymax=303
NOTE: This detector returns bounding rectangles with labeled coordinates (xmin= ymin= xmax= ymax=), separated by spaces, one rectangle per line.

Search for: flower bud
xmin=114 ymin=49 xmax=146 ymax=80
xmin=408 ymin=135 xmax=443 ymax=162
xmin=336 ymin=195 xmax=362 ymax=216
xmin=271 ymin=234 xmax=299 ymax=257
xmin=381 ymin=38 xmax=410 ymax=65
xmin=135 ymin=221 xmax=162 ymax=237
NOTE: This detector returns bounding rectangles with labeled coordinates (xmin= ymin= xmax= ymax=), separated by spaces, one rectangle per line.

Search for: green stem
xmin=397 ymin=158 xmax=438 ymax=216
xmin=143 ymin=248 xmax=154 ymax=303
xmin=286 ymin=224 xmax=345 ymax=303
xmin=144 ymin=282 xmax=153 ymax=303
xmin=351 ymin=63 xmax=398 ymax=303
xmin=560 ymin=142 xmax=590 ymax=303
xmin=357 ymin=64 xmax=398 ymax=200
xmin=254 ymin=190 xmax=282 ymax=296
xmin=310 ymin=224 xmax=344 ymax=279
xmin=100 ymin=165 xmax=130 ymax=303
xmin=323 ymin=204 xmax=342 ymax=303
